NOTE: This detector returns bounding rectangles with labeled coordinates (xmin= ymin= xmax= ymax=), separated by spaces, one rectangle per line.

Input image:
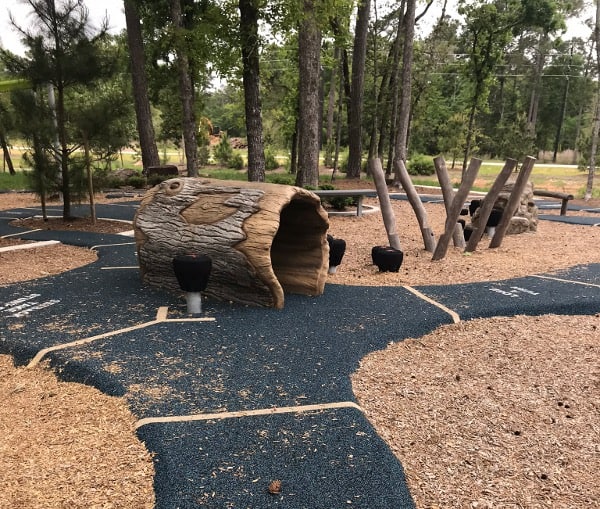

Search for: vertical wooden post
xmin=432 ymin=157 xmax=482 ymax=261
xmin=489 ymin=156 xmax=536 ymax=248
xmin=433 ymin=155 xmax=465 ymax=248
xmin=394 ymin=158 xmax=436 ymax=252
xmin=464 ymin=158 xmax=516 ymax=252
xmin=369 ymin=158 xmax=401 ymax=250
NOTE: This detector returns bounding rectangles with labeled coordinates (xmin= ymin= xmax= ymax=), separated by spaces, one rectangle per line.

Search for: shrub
xmin=265 ymin=150 xmax=280 ymax=171
xmin=213 ymin=134 xmax=233 ymax=165
xmin=229 ymin=153 xmax=245 ymax=170
xmin=318 ymin=183 xmax=356 ymax=211
xmin=266 ymin=173 xmax=295 ymax=185
xmin=148 ymin=174 xmax=171 ymax=187
xmin=197 ymin=145 xmax=210 ymax=166
xmin=407 ymin=154 xmax=435 ymax=176
xmin=126 ymin=175 xmax=146 ymax=189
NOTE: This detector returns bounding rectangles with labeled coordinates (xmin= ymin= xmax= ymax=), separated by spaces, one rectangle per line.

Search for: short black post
xmin=172 ymin=254 xmax=212 ymax=314
xmin=327 ymin=235 xmax=346 ymax=274
xmin=468 ymin=199 xmax=481 ymax=216
xmin=486 ymin=207 xmax=503 ymax=237
xmin=371 ymin=245 xmax=404 ymax=273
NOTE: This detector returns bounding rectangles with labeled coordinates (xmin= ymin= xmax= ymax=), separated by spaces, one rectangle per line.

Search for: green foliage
xmin=22 ymin=150 xmax=60 ymax=198
xmin=317 ymin=183 xmax=356 ymax=210
xmin=264 ymin=150 xmax=280 ymax=170
xmin=199 ymin=168 xmax=247 ymax=180
xmin=68 ymin=156 xmax=89 ymax=202
xmin=126 ymin=176 xmax=147 ymax=189
xmin=0 ymin=171 xmax=30 ymax=190
xmin=148 ymin=173 xmax=172 ymax=186
xmin=266 ymin=173 xmax=295 ymax=185
xmin=229 ymin=153 xmax=245 ymax=170
xmin=407 ymin=154 xmax=435 ymax=176
xmin=197 ymin=145 xmax=210 ymax=166
xmin=213 ymin=134 xmax=233 ymax=165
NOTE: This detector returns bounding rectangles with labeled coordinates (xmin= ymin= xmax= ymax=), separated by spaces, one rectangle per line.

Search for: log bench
xmin=312 ymin=189 xmax=375 ymax=216
xmin=533 ymin=190 xmax=574 ymax=216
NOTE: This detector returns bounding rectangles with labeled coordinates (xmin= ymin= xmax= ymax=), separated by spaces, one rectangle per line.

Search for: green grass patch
xmin=0 ymin=171 xmax=31 ymax=191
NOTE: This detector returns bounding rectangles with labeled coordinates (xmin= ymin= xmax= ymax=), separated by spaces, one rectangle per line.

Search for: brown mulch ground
xmin=1 ymin=186 xmax=599 ymax=508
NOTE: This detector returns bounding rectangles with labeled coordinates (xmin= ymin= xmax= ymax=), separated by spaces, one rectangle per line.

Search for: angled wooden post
xmin=465 ymin=158 xmax=517 ymax=252
xmin=369 ymin=158 xmax=401 ymax=250
xmin=432 ymin=157 xmax=482 ymax=261
xmin=433 ymin=155 xmax=465 ymax=248
xmin=394 ymin=158 xmax=436 ymax=252
xmin=489 ymin=156 xmax=536 ymax=249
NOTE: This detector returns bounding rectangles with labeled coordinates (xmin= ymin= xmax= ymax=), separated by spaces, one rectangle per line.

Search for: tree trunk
xmin=83 ymin=138 xmax=96 ymax=223
xmin=123 ymin=0 xmax=160 ymax=170
xmin=433 ymin=156 xmax=465 ymax=248
xmin=432 ymin=157 xmax=482 ymax=261
xmin=464 ymin=158 xmax=516 ymax=252
xmin=527 ymin=34 xmax=547 ymax=138
xmin=395 ymin=158 xmax=436 ymax=252
xmin=461 ymin=99 xmax=477 ymax=177
xmin=239 ymin=0 xmax=266 ymax=182
xmin=134 ymin=178 xmax=329 ymax=309
xmin=0 ymin=131 xmax=15 ymax=175
xmin=295 ymin=0 xmax=321 ymax=188
xmin=170 ymin=0 xmax=198 ymax=177
xmin=552 ymin=46 xmax=572 ymax=163
xmin=489 ymin=156 xmax=536 ymax=248
xmin=332 ymin=60 xmax=344 ymax=179
xmin=586 ymin=92 xmax=600 ymax=201
xmin=325 ymin=47 xmax=339 ymax=167
xmin=290 ymin=118 xmax=298 ymax=174
xmin=369 ymin=158 xmax=401 ymax=250
xmin=55 ymin=83 xmax=72 ymax=219
xmin=586 ymin=0 xmax=600 ymax=201
xmin=392 ymin=0 xmax=415 ymax=183
xmin=346 ymin=0 xmax=371 ymax=179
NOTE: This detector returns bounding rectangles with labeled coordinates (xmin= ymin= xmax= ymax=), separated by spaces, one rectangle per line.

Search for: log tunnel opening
xmin=270 ymin=197 xmax=329 ymax=295
xmin=134 ymin=178 xmax=330 ymax=308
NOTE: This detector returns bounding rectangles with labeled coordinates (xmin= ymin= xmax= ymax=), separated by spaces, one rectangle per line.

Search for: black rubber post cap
xmin=371 ymin=246 xmax=404 ymax=273
xmin=464 ymin=226 xmax=474 ymax=241
xmin=469 ymin=200 xmax=481 ymax=216
xmin=487 ymin=208 xmax=503 ymax=227
xmin=172 ymin=254 xmax=212 ymax=292
xmin=328 ymin=236 xmax=346 ymax=267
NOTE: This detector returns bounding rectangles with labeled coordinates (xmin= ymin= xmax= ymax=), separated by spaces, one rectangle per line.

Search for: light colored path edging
xmin=403 ymin=285 xmax=461 ymax=323
xmin=0 ymin=239 xmax=60 ymax=253
xmin=135 ymin=401 xmax=363 ymax=429
xmin=27 ymin=306 xmax=215 ymax=368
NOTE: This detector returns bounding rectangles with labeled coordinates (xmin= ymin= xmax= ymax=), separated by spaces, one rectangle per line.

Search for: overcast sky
xmin=1 ymin=0 xmax=126 ymax=55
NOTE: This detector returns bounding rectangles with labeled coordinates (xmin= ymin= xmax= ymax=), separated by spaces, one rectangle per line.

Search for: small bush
xmin=213 ymin=134 xmax=233 ymax=165
xmin=266 ymin=173 xmax=295 ymax=185
xmin=126 ymin=175 xmax=147 ymax=189
xmin=407 ymin=154 xmax=435 ymax=176
xmin=229 ymin=153 xmax=245 ymax=170
xmin=197 ymin=145 xmax=210 ymax=166
xmin=265 ymin=150 xmax=280 ymax=171
xmin=318 ymin=184 xmax=356 ymax=211
xmin=148 ymin=174 xmax=171 ymax=187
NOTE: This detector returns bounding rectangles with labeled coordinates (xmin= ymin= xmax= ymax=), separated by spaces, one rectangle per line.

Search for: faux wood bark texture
xmin=133 ymin=178 xmax=329 ymax=308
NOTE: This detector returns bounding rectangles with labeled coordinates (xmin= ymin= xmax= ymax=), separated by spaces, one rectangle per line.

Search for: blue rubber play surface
xmin=1 ymin=199 xmax=599 ymax=508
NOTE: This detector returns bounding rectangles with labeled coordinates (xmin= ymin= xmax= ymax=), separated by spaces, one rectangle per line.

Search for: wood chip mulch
xmin=1 ymin=191 xmax=599 ymax=508
xmin=0 ymin=355 xmax=155 ymax=509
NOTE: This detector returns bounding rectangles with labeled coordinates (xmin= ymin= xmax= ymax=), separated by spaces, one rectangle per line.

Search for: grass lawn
xmin=1 ymin=150 xmax=596 ymax=198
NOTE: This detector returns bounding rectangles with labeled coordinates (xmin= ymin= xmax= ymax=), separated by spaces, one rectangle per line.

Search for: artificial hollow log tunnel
xmin=133 ymin=178 xmax=329 ymax=308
